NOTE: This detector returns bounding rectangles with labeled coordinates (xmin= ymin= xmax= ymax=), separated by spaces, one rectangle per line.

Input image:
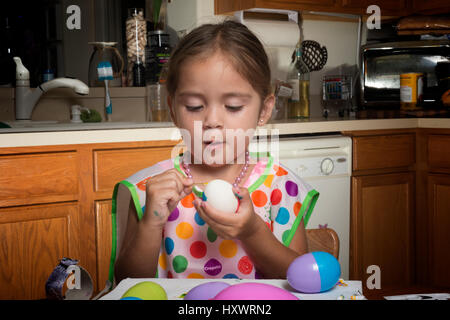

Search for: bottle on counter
xmin=145 ymin=30 xmax=171 ymax=84
xmin=133 ymin=59 xmax=146 ymax=87
xmin=126 ymin=8 xmax=146 ymax=86
xmin=287 ymin=45 xmax=310 ymax=118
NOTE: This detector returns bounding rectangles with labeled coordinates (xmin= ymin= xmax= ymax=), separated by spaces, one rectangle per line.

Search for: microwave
xmin=360 ymin=40 xmax=450 ymax=108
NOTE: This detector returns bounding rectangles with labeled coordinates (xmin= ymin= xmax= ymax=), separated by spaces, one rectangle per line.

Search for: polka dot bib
xmin=114 ymin=153 xmax=319 ymax=279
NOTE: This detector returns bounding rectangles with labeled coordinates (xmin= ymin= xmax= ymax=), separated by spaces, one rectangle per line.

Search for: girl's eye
xmin=226 ymin=105 xmax=243 ymax=112
xmin=186 ymin=105 xmax=203 ymax=112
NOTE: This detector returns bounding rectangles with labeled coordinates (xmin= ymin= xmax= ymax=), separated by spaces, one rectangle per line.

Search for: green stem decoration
xmin=153 ymin=0 xmax=162 ymax=30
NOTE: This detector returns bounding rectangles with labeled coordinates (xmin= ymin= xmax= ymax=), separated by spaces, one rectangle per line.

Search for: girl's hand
xmin=143 ymin=169 xmax=193 ymax=228
xmin=193 ymin=187 xmax=261 ymax=240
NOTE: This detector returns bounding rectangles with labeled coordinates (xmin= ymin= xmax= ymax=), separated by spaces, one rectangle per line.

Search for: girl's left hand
xmin=193 ymin=187 xmax=261 ymax=240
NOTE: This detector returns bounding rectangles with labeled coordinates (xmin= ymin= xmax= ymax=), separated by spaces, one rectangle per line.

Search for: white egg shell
xmin=203 ymin=179 xmax=238 ymax=213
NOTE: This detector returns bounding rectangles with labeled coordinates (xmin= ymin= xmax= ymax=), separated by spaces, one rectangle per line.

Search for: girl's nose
xmin=203 ymin=105 xmax=223 ymax=129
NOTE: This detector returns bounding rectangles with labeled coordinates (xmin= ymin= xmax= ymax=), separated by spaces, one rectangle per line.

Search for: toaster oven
xmin=360 ymin=40 xmax=450 ymax=108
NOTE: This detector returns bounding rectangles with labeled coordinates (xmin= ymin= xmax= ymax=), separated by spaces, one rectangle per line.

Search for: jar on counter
xmin=145 ymin=30 xmax=171 ymax=84
xmin=400 ymin=73 xmax=424 ymax=110
xmin=126 ymin=8 xmax=147 ymax=86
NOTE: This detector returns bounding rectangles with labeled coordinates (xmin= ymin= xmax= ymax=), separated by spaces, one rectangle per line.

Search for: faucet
xmin=13 ymin=57 xmax=89 ymax=121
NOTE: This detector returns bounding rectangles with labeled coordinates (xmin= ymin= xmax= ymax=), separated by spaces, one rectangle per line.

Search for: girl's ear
xmin=167 ymin=95 xmax=177 ymax=126
xmin=258 ymin=94 xmax=275 ymax=126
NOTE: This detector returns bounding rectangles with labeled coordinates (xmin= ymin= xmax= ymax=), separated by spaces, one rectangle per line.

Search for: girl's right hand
xmin=143 ymin=169 xmax=193 ymax=228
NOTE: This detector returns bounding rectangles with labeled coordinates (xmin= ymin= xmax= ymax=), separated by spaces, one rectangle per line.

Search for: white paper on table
xmin=100 ymin=278 xmax=365 ymax=300
xmin=384 ymin=293 xmax=450 ymax=300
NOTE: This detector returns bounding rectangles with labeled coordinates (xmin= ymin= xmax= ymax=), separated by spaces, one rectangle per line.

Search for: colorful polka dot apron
xmin=110 ymin=152 xmax=319 ymax=281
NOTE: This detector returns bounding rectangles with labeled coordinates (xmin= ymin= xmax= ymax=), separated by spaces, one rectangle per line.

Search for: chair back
xmin=306 ymin=228 xmax=339 ymax=259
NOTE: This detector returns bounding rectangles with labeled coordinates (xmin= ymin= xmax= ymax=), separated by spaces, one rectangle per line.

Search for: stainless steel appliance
xmin=360 ymin=40 xmax=450 ymax=108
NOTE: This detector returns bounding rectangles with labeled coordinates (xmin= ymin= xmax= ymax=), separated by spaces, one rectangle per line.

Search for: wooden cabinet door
xmin=412 ymin=0 xmax=450 ymax=12
xmin=0 ymin=203 xmax=81 ymax=299
xmin=215 ymin=0 xmax=337 ymax=15
xmin=351 ymin=172 xmax=414 ymax=291
xmin=341 ymin=0 xmax=407 ymax=11
xmin=93 ymin=145 xmax=180 ymax=197
xmin=427 ymin=174 xmax=450 ymax=287
xmin=95 ymin=200 xmax=113 ymax=291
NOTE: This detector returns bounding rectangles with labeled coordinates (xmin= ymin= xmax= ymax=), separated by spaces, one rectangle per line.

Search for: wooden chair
xmin=306 ymin=228 xmax=340 ymax=259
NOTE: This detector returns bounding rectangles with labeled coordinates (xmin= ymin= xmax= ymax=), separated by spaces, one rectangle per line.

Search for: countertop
xmin=0 ymin=117 xmax=449 ymax=148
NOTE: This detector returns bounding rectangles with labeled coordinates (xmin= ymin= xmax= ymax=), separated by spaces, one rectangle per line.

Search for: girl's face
xmin=168 ymin=52 xmax=274 ymax=166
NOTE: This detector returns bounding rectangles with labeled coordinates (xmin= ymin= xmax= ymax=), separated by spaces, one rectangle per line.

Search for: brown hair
xmin=166 ymin=20 xmax=272 ymax=102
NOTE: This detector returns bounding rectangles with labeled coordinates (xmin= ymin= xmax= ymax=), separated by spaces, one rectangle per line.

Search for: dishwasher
xmin=271 ymin=134 xmax=352 ymax=279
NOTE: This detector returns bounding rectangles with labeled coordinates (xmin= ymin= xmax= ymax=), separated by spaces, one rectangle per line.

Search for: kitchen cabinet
xmin=0 ymin=140 xmax=179 ymax=299
xmin=215 ymin=0 xmax=449 ymax=16
xmin=427 ymin=174 xmax=450 ymax=287
xmin=214 ymin=0 xmax=404 ymax=15
xmin=0 ymin=203 xmax=80 ymax=299
xmin=214 ymin=0 xmax=338 ymax=16
xmin=416 ymin=129 xmax=450 ymax=288
xmin=341 ymin=0 xmax=408 ymax=13
xmin=412 ymin=0 xmax=450 ymax=13
xmin=346 ymin=128 xmax=450 ymax=294
xmin=351 ymin=172 xmax=415 ymax=289
xmin=346 ymin=130 xmax=416 ymax=292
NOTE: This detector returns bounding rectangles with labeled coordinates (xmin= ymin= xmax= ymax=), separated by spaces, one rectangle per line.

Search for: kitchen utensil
xmin=292 ymin=40 xmax=328 ymax=72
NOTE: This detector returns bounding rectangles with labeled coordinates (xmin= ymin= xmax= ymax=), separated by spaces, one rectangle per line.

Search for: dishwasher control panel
xmin=281 ymin=155 xmax=350 ymax=178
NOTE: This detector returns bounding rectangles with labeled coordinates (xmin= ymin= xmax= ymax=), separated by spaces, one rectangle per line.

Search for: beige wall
xmin=0 ymin=88 xmax=146 ymax=123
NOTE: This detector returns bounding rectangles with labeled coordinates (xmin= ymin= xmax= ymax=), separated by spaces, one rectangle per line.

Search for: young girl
xmin=112 ymin=20 xmax=319 ymax=283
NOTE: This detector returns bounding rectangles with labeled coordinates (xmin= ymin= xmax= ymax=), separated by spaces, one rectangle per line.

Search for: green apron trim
xmin=282 ymin=189 xmax=320 ymax=247
xmin=108 ymin=181 xmax=120 ymax=285
xmin=108 ymin=180 xmax=144 ymax=285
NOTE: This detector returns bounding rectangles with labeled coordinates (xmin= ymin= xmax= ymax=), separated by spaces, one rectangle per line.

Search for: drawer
xmin=93 ymin=146 xmax=178 ymax=193
xmin=428 ymin=135 xmax=450 ymax=169
xmin=353 ymin=134 xmax=415 ymax=171
xmin=0 ymin=152 xmax=78 ymax=206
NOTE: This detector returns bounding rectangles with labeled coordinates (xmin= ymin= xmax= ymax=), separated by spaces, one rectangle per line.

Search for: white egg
xmin=203 ymin=179 xmax=239 ymax=213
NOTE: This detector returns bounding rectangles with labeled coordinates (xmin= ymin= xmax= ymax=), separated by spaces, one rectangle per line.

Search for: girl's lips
xmin=204 ymin=141 xmax=225 ymax=150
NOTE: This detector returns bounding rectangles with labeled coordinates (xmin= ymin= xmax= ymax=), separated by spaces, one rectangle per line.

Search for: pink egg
xmin=184 ymin=281 xmax=230 ymax=300
xmin=213 ymin=282 xmax=299 ymax=300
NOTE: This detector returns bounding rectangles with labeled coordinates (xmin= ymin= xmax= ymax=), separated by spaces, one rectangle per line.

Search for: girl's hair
xmin=166 ymin=20 xmax=272 ymax=101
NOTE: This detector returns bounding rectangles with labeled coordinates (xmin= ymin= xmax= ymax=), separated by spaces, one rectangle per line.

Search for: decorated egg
xmin=120 ymin=281 xmax=168 ymax=300
xmin=202 ymin=179 xmax=239 ymax=213
xmin=184 ymin=281 xmax=230 ymax=300
xmin=213 ymin=282 xmax=299 ymax=300
xmin=287 ymin=251 xmax=341 ymax=293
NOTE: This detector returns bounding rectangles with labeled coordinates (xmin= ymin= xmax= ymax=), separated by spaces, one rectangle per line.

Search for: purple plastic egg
xmin=287 ymin=251 xmax=341 ymax=293
xmin=213 ymin=282 xmax=299 ymax=300
xmin=184 ymin=281 xmax=230 ymax=300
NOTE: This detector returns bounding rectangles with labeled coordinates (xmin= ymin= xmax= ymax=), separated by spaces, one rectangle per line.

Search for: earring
xmin=259 ymin=119 xmax=264 ymax=123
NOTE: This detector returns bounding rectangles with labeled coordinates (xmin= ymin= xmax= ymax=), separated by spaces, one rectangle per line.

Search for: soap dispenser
xmin=71 ymin=105 xmax=83 ymax=123
xmin=13 ymin=57 xmax=30 ymax=86
xmin=71 ymin=105 xmax=91 ymax=123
